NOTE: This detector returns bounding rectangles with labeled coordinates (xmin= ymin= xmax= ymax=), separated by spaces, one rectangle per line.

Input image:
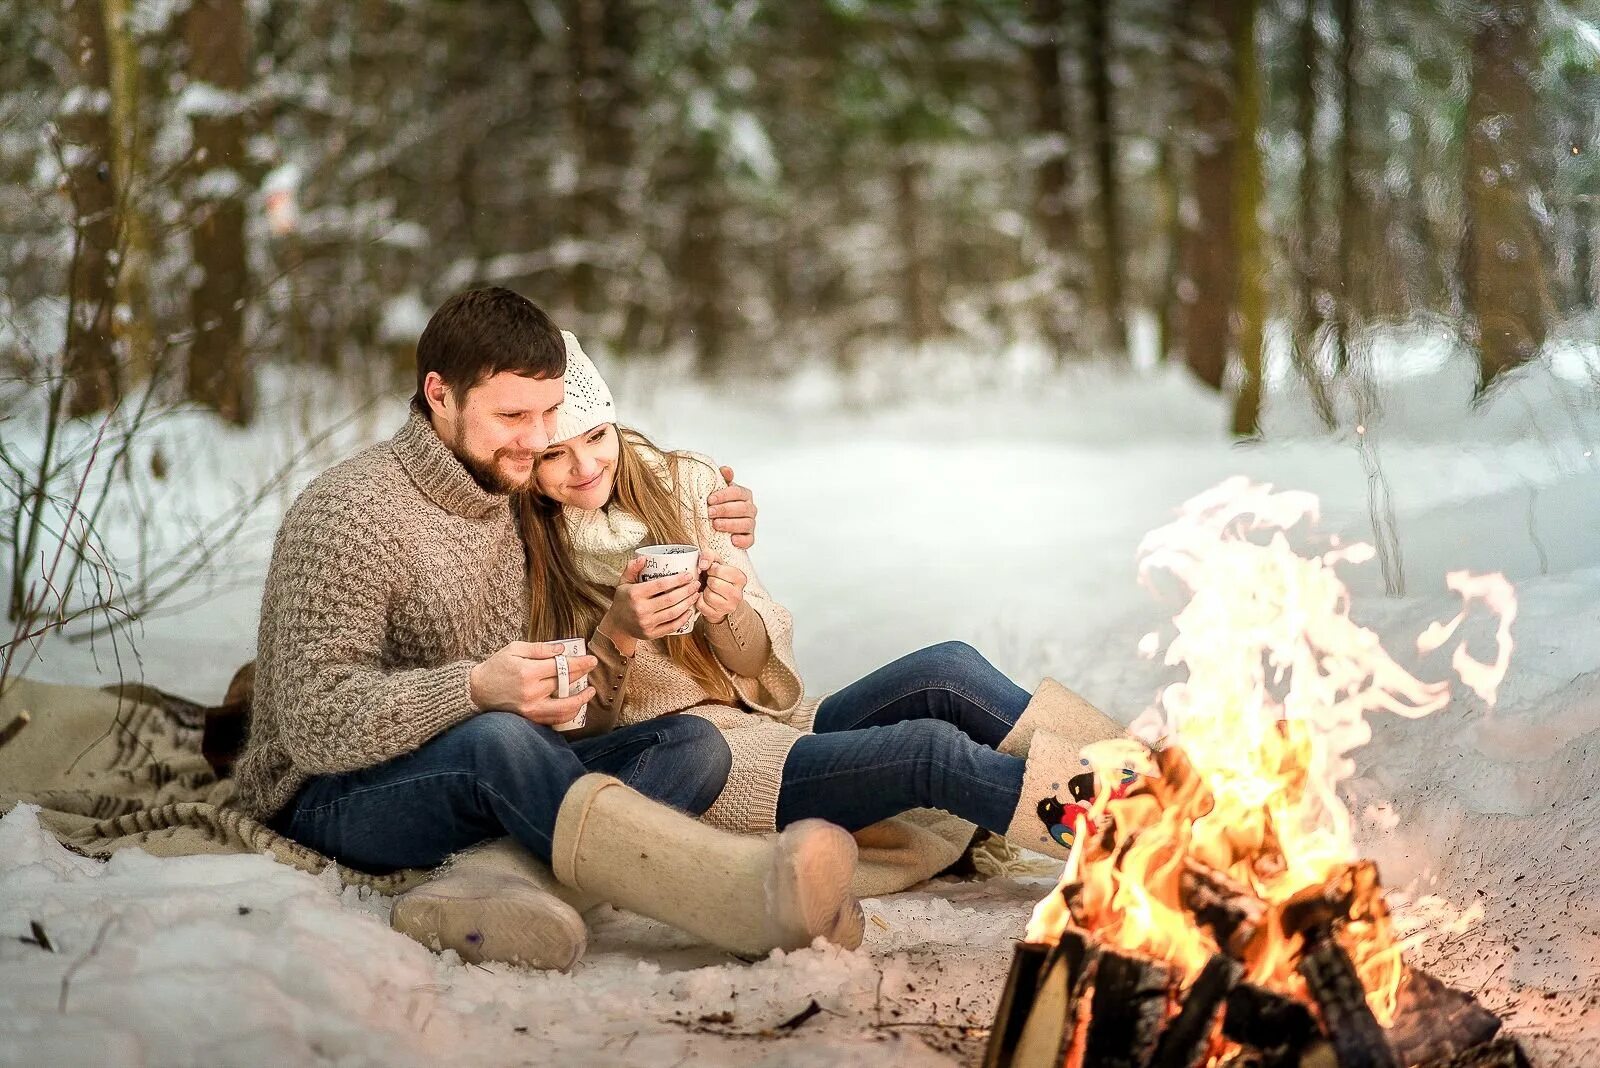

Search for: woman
xmin=524 ymin=332 xmax=1139 ymax=884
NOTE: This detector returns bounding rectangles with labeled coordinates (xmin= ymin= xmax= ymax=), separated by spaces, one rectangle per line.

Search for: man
xmin=234 ymin=287 xmax=862 ymax=969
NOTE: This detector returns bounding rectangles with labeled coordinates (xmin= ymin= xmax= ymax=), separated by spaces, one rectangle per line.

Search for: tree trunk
xmin=565 ymin=0 xmax=636 ymax=322
xmin=184 ymin=0 xmax=254 ymax=425
xmin=62 ymin=0 xmax=122 ymax=419
xmin=1332 ymin=0 xmax=1357 ymax=375
xmin=1084 ymin=0 xmax=1127 ymax=359
xmin=1177 ymin=0 xmax=1235 ymax=392
xmin=682 ymin=138 xmax=727 ymax=376
xmin=1562 ymin=73 xmax=1596 ymax=312
xmin=1409 ymin=105 xmax=1449 ymax=314
xmin=102 ymin=0 xmax=155 ymax=383
xmin=1577 ymin=187 xmax=1595 ymax=311
xmin=897 ymin=152 xmax=934 ymax=345
xmin=1293 ymin=0 xmax=1336 ymax=427
xmin=1230 ymin=0 xmax=1265 ymax=438
xmin=1026 ymin=0 xmax=1078 ymax=362
xmin=1153 ymin=0 xmax=1188 ymax=365
xmin=1462 ymin=0 xmax=1549 ymax=393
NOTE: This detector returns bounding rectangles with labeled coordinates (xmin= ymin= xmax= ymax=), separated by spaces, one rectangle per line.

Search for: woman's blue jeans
xmin=775 ymin=641 xmax=1030 ymax=835
xmin=272 ymin=712 xmax=731 ymax=873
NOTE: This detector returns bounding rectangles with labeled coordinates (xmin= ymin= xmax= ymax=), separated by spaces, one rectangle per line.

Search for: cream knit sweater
xmin=565 ymin=450 xmax=981 ymax=896
xmin=566 ymin=451 xmax=818 ymax=835
xmin=234 ymin=405 xmax=629 ymax=820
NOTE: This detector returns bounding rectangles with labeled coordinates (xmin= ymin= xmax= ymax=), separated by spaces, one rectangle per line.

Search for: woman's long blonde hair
xmin=517 ymin=426 xmax=737 ymax=703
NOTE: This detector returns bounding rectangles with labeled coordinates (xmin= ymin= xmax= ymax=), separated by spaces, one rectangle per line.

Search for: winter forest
xmin=6 ymin=0 xmax=1600 ymax=430
xmin=3 ymin=1 xmax=1600 ymax=1066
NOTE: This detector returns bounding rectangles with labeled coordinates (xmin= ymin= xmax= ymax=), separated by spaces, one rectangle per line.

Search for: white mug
xmin=634 ymin=544 xmax=702 ymax=636
xmin=551 ymin=636 xmax=589 ymax=731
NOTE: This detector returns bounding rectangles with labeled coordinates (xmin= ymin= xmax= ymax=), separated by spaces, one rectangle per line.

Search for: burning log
xmin=1147 ymin=953 xmax=1243 ymax=1068
xmin=982 ymin=941 xmax=1050 ymax=1068
xmin=1221 ymin=982 xmax=1320 ymax=1068
xmin=1145 ymin=746 xmax=1214 ymax=820
xmin=1297 ymin=935 xmax=1399 ymax=1068
xmin=1180 ymin=857 xmax=1266 ymax=959
xmin=1082 ymin=948 xmax=1172 ymax=1068
xmin=1384 ymin=969 xmax=1503 ymax=1067
xmin=1279 ymin=862 xmax=1382 ymax=939
xmin=985 ymin=929 xmax=1094 ymax=1068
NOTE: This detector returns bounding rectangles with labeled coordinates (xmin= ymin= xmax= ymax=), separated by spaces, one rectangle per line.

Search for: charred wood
xmin=1222 ymin=982 xmax=1319 ymax=1068
xmin=1009 ymin=929 xmax=1095 ymax=1068
xmin=1297 ymin=935 xmax=1399 ymax=1068
xmin=1385 ymin=969 xmax=1503 ymax=1068
xmin=1181 ymin=857 xmax=1266 ymax=958
xmin=1083 ymin=948 xmax=1172 ymax=1068
xmin=982 ymin=941 xmax=1050 ymax=1068
xmin=1279 ymin=862 xmax=1380 ymax=938
xmin=1146 ymin=746 xmax=1215 ymax=820
xmin=1148 ymin=953 xmax=1244 ymax=1068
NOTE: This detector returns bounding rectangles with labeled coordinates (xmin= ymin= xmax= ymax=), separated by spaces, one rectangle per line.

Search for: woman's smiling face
xmin=535 ymin=422 xmax=620 ymax=509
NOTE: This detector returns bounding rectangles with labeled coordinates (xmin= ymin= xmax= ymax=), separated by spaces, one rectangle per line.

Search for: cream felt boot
xmin=1005 ymin=730 xmax=1146 ymax=861
xmin=391 ymin=838 xmax=590 ymax=970
xmin=998 ymin=678 xmax=1124 ymax=759
xmin=551 ymin=774 xmax=864 ymax=958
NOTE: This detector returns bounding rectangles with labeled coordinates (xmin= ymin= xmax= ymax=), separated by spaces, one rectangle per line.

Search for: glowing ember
xmin=1028 ymin=477 xmax=1516 ymax=1031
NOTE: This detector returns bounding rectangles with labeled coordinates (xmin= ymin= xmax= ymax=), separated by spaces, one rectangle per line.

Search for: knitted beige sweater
xmin=566 ymin=451 xmax=817 ymax=835
xmin=235 ymin=406 xmax=625 ymax=821
xmin=565 ymin=449 xmax=978 ymax=895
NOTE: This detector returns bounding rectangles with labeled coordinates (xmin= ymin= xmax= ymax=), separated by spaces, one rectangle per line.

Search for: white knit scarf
xmin=563 ymin=505 xmax=650 ymax=586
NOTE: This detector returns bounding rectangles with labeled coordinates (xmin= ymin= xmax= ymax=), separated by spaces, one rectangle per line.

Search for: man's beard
xmin=451 ymin=424 xmax=535 ymax=495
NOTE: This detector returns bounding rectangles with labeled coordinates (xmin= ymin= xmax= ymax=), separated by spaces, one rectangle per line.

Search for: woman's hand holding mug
xmin=696 ymin=557 xmax=748 ymax=624
xmin=601 ymin=556 xmax=701 ymax=650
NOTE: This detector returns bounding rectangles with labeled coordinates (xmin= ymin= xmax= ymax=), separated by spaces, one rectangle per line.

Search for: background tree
xmin=61 ymin=0 xmax=122 ymax=418
xmin=1462 ymin=0 xmax=1551 ymax=394
xmin=183 ymin=0 xmax=254 ymax=424
xmin=4 ymin=0 xmax=1592 ymax=436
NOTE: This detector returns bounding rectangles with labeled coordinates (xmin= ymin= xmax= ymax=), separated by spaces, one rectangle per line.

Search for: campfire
xmin=984 ymin=480 xmax=1529 ymax=1068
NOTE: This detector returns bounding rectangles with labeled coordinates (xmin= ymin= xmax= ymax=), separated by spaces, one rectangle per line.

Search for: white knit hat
xmin=553 ymin=330 xmax=617 ymax=443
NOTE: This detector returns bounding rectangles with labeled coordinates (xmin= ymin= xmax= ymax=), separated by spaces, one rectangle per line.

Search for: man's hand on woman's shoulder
xmin=706 ymin=464 xmax=757 ymax=549
xmin=695 ymin=556 xmax=748 ymax=624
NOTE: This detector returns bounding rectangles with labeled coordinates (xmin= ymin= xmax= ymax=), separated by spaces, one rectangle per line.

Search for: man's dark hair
xmin=415 ymin=287 xmax=566 ymax=408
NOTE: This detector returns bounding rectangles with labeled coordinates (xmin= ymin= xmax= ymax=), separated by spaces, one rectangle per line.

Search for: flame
xmin=1029 ymin=478 xmax=1516 ymax=1031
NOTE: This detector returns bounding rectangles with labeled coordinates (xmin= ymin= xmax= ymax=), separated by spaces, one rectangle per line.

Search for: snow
xmin=4 ymin=335 xmax=1600 ymax=1064
xmin=58 ymin=86 xmax=112 ymax=118
xmin=191 ymin=167 xmax=249 ymax=201
xmin=379 ymin=292 xmax=432 ymax=346
xmin=176 ymin=83 xmax=250 ymax=119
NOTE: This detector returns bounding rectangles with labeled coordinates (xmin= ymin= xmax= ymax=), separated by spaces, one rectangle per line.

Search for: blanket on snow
xmin=0 ymin=676 xmax=1020 ymax=899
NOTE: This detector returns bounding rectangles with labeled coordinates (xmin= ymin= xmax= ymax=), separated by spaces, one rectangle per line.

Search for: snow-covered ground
xmin=4 ymin=337 xmax=1599 ymax=1065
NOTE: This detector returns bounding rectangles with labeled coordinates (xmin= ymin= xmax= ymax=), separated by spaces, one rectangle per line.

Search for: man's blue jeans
xmin=776 ymin=641 xmax=1031 ymax=835
xmin=272 ymin=712 xmax=732 ymax=873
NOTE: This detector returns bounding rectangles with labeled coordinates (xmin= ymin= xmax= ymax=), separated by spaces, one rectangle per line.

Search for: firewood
xmin=1061 ymin=882 xmax=1089 ymax=927
xmin=982 ymin=941 xmax=1050 ymax=1068
xmin=1147 ymin=953 xmax=1244 ymax=1068
xmin=1384 ymin=968 xmax=1503 ymax=1068
xmin=1006 ymin=929 xmax=1095 ymax=1068
xmin=1297 ymin=934 xmax=1399 ymax=1068
xmin=1415 ymin=1036 xmax=1530 ymax=1068
xmin=1222 ymin=982 xmax=1319 ymax=1068
xmin=1082 ymin=948 xmax=1172 ymax=1068
xmin=1148 ymin=746 xmax=1215 ymax=820
xmin=1180 ymin=857 xmax=1266 ymax=959
xmin=1279 ymin=862 xmax=1381 ymax=938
